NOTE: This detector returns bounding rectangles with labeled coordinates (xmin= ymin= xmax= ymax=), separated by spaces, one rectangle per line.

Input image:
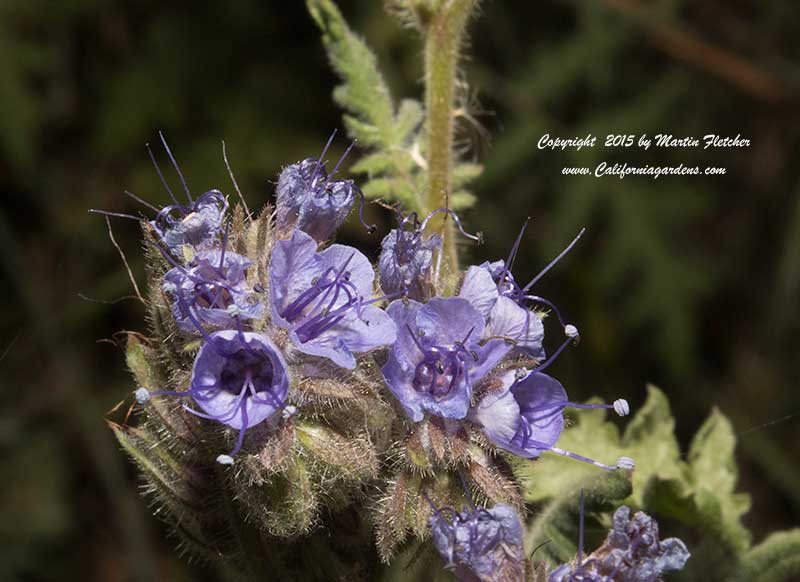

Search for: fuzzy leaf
xmin=392 ymin=99 xmax=424 ymax=144
xmin=688 ymin=408 xmax=752 ymax=552
xmin=350 ymin=150 xmax=415 ymax=177
xmin=307 ymin=0 xmax=427 ymax=213
xmin=126 ymin=335 xmax=159 ymax=391
xmin=362 ymin=177 xmax=421 ymax=207
xmin=451 ymin=162 xmax=483 ymax=190
xmin=449 ymin=190 xmax=477 ymax=211
xmin=740 ymin=529 xmax=800 ymax=582
xmin=110 ymin=422 xmax=226 ymax=559
xmin=307 ymin=0 xmax=395 ymax=146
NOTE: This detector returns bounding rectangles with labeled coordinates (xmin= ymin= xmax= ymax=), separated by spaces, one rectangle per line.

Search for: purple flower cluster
xmin=98 ymin=133 xmax=646 ymax=580
xmin=549 ymin=491 xmax=690 ymax=581
xmin=382 ymin=218 xmax=632 ymax=472
xmin=116 ymin=133 xmax=398 ymax=463
xmin=430 ymin=499 xmax=525 ymax=581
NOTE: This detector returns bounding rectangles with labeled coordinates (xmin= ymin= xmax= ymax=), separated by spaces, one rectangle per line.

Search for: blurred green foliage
xmin=0 ymin=0 xmax=798 ymax=580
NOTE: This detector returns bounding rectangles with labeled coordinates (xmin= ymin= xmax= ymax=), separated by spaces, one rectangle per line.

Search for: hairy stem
xmin=423 ymin=0 xmax=477 ymax=278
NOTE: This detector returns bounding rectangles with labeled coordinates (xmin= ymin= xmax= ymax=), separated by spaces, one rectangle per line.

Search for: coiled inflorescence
xmin=97 ymin=132 xmax=666 ymax=580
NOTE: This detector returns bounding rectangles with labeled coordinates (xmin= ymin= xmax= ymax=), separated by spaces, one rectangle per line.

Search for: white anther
xmin=616 ymin=456 xmax=635 ymax=470
xmin=134 ymin=387 xmax=151 ymax=404
xmin=226 ymin=304 xmax=242 ymax=316
xmin=216 ymin=454 xmax=235 ymax=466
xmin=565 ymin=324 xmax=579 ymax=339
xmin=282 ymin=405 xmax=298 ymax=420
xmin=613 ymin=399 xmax=630 ymax=417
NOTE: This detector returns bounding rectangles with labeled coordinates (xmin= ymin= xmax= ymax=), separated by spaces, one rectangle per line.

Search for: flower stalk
xmin=423 ymin=0 xmax=478 ymax=277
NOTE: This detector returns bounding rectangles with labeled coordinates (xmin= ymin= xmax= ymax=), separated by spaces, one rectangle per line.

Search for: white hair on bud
xmin=565 ymin=324 xmax=579 ymax=339
xmin=613 ymin=399 xmax=630 ymax=416
xmin=134 ymin=387 xmax=151 ymax=404
xmin=216 ymin=454 xmax=235 ymax=466
xmin=616 ymin=456 xmax=635 ymax=470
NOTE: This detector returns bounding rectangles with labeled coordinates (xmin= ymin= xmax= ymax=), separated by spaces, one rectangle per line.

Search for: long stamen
xmin=522 ymin=399 xmax=630 ymax=421
xmin=159 ymin=131 xmax=193 ymax=204
xmin=407 ymin=324 xmax=426 ymax=353
xmin=520 ymin=228 xmax=585 ymax=294
xmin=147 ymin=142 xmax=181 ymax=207
xmin=89 ymin=209 xmax=142 ymax=221
xmin=300 ymin=254 xmax=355 ymax=319
xmin=504 ymin=218 xmax=530 ymax=277
xmin=310 ymin=129 xmax=337 ymax=187
xmin=124 ymin=190 xmax=160 ymax=213
xmin=135 ymin=385 xmax=218 ymax=404
xmin=354 ymin=185 xmax=377 ymax=234
xmin=327 ymin=139 xmax=356 ymax=180
xmin=532 ymin=336 xmax=575 ymax=373
xmin=522 ymin=294 xmax=567 ymax=327
xmin=578 ymin=489 xmax=585 ymax=567
xmin=226 ymin=402 xmax=249 ymax=458
xmin=420 ymin=208 xmax=483 ymax=244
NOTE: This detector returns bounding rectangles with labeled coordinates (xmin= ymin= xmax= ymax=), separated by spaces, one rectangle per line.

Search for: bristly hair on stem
xmin=420 ymin=0 xmax=480 ymax=279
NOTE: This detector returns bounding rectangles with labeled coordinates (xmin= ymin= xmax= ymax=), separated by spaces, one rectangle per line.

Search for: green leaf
xmin=392 ymin=99 xmax=424 ymax=144
xmin=126 ymin=335 xmax=159 ymax=391
xmin=688 ymin=408 xmax=752 ymax=552
xmin=451 ymin=163 xmax=483 ymax=190
xmin=362 ymin=177 xmax=421 ymax=208
xmin=307 ymin=0 xmax=395 ymax=146
xmin=307 ymin=0 xmax=427 ymax=213
xmin=518 ymin=386 xmax=760 ymax=579
xmin=449 ymin=190 xmax=476 ymax=211
xmin=740 ymin=530 xmax=800 ymax=582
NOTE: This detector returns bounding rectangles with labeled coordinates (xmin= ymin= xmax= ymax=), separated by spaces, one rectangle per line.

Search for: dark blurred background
xmin=1 ymin=1 xmax=799 ymax=580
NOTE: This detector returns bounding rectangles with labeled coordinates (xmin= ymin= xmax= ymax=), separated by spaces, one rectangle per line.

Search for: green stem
xmin=423 ymin=0 xmax=477 ymax=279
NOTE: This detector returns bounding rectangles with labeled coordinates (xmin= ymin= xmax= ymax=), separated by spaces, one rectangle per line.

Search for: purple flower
xmin=549 ymin=502 xmax=690 ymax=582
xmin=275 ymin=132 xmax=373 ymax=242
xmin=151 ymin=189 xmax=228 ymax=252
xmin=480 ymin=219 xmax=585 ymax=346
xmin=90 ymin=133 xmax=228 ymax=253
xmin=163 ymin=248 xmax=264 ymax=333
xmin=470 ymin=370 xmax=631 ymax=469
xmin=269 ymin=229 xmax=396 ymax=369
xmin=382 ymin=297 xmax=511 ymax=422
xmin=430 ymin=501 xmax=525 ymax=581
xmin=378 ymin=207 xmax=481 ymax=301
xmin=378 ymin=227 xmax=441 ymax=301
xmin=459 ymin=264 xmax=545 ymax=359
xmin=136 ymin=330 xmax=290 ymax=464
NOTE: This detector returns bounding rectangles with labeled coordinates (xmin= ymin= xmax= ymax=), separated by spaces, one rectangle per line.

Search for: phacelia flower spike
xmin=429 ymin=499 xmax=525 ymax=582
xmin=470 ymin=369 xmax=631 ymax=470
xmin=382 ymin=297 xmax=496 ymax=422
xmin=269 ymin=229 xmax=396 ymax=369
xmin=136 ymin=330 xmax=290 ymax=464
xmin=163 ymin=247 xmax=264 ymax=333
xmin=549 ymin=505 xmax=690 ymax=582
xmin=275 ymin=131 xmax=374 ymax=242
xmin=379 ymin=206 xmax=482 ymax=301
xmin=90 ymin=132 xmax=228 ymax=253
